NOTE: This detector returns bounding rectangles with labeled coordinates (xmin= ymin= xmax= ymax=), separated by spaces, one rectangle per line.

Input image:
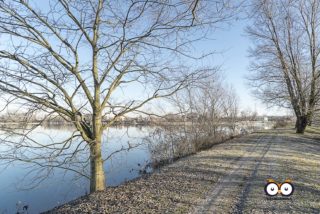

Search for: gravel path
xmin=45 ymin=129 xmax=320 ymax=214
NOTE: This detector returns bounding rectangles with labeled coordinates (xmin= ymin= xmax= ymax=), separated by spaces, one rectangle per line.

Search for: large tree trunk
xmin=90 ymin=140 xmax=105 ymax=193
xmin=90 ymin=111 xmax=106 ymax=193
xmin=296 ymin=115 xmax=308 ymax=134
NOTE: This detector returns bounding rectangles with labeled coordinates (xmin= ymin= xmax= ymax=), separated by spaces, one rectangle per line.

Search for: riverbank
xmin=44 ymin=128 xmax=320 ymax=213
xmin=43 ymin=133 xmax=253 ymax=213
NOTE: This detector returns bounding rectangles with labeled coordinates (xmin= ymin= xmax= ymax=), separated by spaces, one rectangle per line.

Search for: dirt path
xmin=46 ymin=129 xmax=320 ymax=214
xmin=191 ymin=130 xmax=320 ymax=214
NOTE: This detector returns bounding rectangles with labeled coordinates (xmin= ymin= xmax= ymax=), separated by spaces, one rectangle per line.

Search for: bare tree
xmin=162 ymin=72 xmax=239 ymax=154
xmin=247 ymin=0 xmax=320 ymax=133
xmin=0 ymin=0 xmax=240 ymax=192
xmin=222 ymin=85 xmax=239 ymax=132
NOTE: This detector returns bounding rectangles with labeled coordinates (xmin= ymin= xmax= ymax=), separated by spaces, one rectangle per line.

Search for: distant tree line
xmin=0 ymin=111 xmax=290 ymax=125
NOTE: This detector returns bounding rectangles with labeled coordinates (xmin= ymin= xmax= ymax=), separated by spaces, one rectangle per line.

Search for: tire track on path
xmin=191 ymin=134 xmax=273 ymax=214
xmin=233 ymin=134 xmax=274 ymax=213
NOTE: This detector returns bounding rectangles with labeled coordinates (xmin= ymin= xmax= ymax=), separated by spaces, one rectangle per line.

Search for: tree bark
xmin=296 ymin=115 xmax=308 ymax=134
xmin=90 ymin=112 xmax=106 ymax=193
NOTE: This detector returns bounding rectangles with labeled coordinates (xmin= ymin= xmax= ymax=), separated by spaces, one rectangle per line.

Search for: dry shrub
xmin=273 ymin=120 xmax=289 ymax=129
xmin=193 ymin=133 xmax=228 ymax=151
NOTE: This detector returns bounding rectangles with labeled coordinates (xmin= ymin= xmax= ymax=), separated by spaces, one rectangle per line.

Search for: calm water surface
xmin=0 ymin=126 xmax=153 ymax=213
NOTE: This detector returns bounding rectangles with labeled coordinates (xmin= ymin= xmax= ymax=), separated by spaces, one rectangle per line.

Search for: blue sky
xmin=124 ymin=19 xmax=290 ymax=116
xmin=203 ymin=19 xmax=289 ymax=116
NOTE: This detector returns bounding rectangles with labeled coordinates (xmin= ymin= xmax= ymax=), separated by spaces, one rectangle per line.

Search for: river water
xmin=0 ymin=126 xmax=154 ymax=214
